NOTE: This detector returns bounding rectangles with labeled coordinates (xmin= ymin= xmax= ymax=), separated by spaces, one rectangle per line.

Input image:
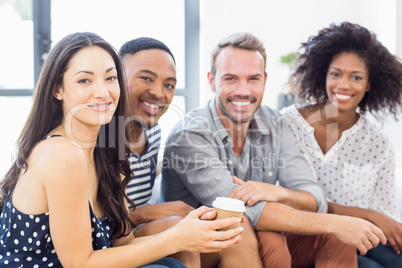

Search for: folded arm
xmin=230 ymin=176 xmax=317 ymax=212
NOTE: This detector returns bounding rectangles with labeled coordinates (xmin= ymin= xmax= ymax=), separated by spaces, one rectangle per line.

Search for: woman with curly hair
xmin=280 ymin=22 xmax=402 ymax=268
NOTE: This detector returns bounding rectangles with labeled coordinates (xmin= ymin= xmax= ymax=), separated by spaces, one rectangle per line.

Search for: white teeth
xmin=231 ymin=101 xmax=250 ymax=107
xmin=144 ymin=102 xmax=160 ymax=109
xmin=91 ymin=103 xmax=109 ymax=109
xmin=335 ymin=93 xmax=351 ymax=100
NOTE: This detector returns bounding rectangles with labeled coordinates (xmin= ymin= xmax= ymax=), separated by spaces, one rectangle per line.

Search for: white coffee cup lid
xmin=212 ymin=197 xmax=246 ymax=212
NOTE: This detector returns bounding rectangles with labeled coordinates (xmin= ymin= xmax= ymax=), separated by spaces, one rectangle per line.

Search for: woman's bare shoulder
xmin=33 ymin=136 xmax=86 ymax=160
xmin=28 ymin=136 xmax=88 ymax=184
xmin=13 ymin=136 xmax=90 ymax=213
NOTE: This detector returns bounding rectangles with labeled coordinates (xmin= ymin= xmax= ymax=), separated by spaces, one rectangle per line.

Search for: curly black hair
xmin=294 ymin=21 xmax=402 ymax=118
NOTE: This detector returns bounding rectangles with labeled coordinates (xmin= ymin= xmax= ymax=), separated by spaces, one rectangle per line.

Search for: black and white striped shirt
xmin=127 ymin=124 xmax=161 ymax=209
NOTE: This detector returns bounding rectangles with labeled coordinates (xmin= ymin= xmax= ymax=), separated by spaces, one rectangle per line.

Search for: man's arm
xmin=230 ymin=176 xmax=317 ymax=212
xmin=162 ymin=128 xmax=239 ymax=205
xmin=162 ymin=125 xmax=268 ymax=227
xmin=229 ymin=176 xmax=388 ymax=255
xmin=328 ymin=202 xmax=402 ymax=254
xmin=255 ymin=202 xmax=387 ymax=255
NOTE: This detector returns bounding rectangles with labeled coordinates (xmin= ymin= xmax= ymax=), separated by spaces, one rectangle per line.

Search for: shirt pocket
xmin=250 ymin=150 xmax=278 ymax=184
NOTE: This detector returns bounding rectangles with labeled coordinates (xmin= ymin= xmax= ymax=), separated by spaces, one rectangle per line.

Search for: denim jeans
xmin=358 ymin=243 xmax=402 ymax=268
xmin=140 ymin=257 xmax=187 ymax=268
xmin=358 ymin=255 xmax=383 ymax=268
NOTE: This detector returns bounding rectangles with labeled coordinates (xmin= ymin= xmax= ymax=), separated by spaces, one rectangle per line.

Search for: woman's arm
xmin=328 ymin=202 xmax=371 ymax=219
xmin=90 ymin=206 xmax=243 ymax=267
xmin=42 ymin=141 xmax=243 ymax=267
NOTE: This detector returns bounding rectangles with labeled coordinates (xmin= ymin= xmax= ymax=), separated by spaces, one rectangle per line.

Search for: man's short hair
xmin=210 ymin=32 xmax=266 ymax=76
xmin=119 ymin=37 xmax=175 ymax=64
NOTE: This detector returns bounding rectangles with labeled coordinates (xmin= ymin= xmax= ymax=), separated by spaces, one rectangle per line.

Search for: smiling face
xmin=208 ymin=46 xmax=267 ymax=125
xmin=54 ymin=46 xmax=120 ymax=128
xmin=326 ymin=51 xmax=370 ymax=112
xmin=122 ymin=49 xmax=176 ymax=127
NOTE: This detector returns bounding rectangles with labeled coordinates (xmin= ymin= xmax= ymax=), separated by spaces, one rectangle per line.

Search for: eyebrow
xmin=222 ymin=73 xmax=264 ymax=77
xmin=249 ymin=73 xmax=264 ymax=77
xmin=139 ymin=69 xmax=177 ymax=83
xmin=329 ymin=67 xmax=365 ymax=74
xmin=74 ymin=67 xmax=116 ymax=76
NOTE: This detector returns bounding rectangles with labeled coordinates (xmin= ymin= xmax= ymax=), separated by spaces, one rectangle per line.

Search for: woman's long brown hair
xmin=0 ymin=32 xmax=135 ymax=239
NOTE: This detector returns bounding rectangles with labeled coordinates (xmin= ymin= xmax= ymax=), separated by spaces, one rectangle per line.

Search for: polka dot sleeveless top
xmin=0 ymin=189 xmax=113 ymax=267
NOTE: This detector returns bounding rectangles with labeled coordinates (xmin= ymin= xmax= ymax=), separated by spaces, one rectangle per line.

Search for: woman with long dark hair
xmin=0 ymin=32 xmax=243 ymax=267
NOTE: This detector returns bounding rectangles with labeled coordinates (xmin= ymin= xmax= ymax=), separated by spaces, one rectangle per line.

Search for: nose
xmin=338 ymin=76 xmax=351 ymax=89
xmin=94 ymin=81 xmax=110 ymax=98
xmin=148 ymin=83 xmax=164 ymax=99
xmin=235 ymin=79 xmax=251 ymax=96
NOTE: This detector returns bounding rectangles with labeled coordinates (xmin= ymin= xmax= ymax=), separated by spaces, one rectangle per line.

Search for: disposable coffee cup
xmin=212 ymin=197 xmax=246 ymax=231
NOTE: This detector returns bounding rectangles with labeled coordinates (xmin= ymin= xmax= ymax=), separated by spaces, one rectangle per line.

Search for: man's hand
xmin=130 ymin=201 xmax=194 ymax=226
xmin=329 ymin=202 xmax=402 ymax=254
xmin=229 ymin=176 xmax=286 ymax=206
xmin=330 ymin=215 xmax=387 ymax=255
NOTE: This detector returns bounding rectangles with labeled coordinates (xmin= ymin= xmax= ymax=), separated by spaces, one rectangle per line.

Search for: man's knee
xmin=237 ymin=217 xmax=259 ymax=251
xmin=221 ymin=217 xmax=259 ymax=256
xmin=216 ymin=218 xmax=262 ymax=267
xmin=135 ymin=216 xmax=183 ymax=237
xmin=256 ymin=231 xmax=291 ymax=268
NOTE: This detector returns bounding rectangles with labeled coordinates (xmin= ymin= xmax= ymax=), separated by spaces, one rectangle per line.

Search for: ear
xmin=53 ymin=85 xmax=63 ymax=100
xmin=207 ymin=72 xmax=216 ymax=93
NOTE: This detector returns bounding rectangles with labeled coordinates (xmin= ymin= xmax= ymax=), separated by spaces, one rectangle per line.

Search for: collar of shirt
xmin=208 ymin=97 xmax=270 ymax=145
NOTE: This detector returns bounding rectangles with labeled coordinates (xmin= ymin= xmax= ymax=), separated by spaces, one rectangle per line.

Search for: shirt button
xmin=268 ymin=171 xmax=273 ymax=177
xmin=228 ymin=160 xmax=233 ymax=165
